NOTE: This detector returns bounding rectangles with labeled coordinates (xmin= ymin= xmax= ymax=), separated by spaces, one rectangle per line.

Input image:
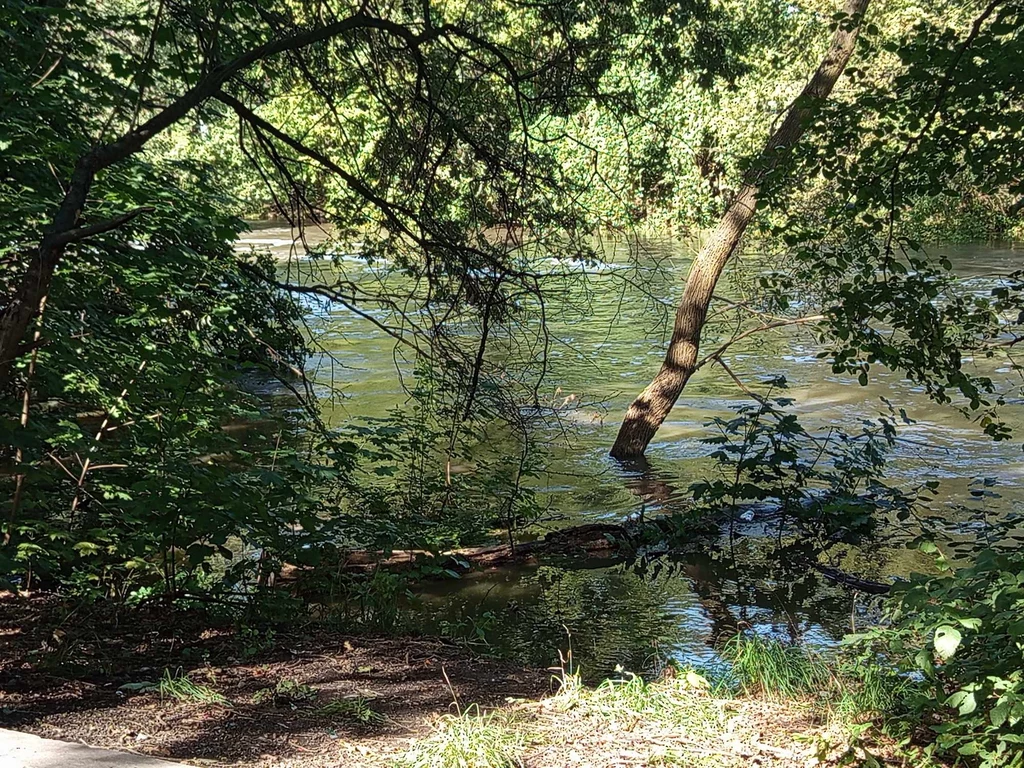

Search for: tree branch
xmin=0 ymin=10 xmax=430 ymax=392
xmin=272 ymin=280 xmax=428 ymax=358
xmin=696 ymin=315 xmax=826 ymax=371
xmin=42 ymin=207 xmax=154 ymax=248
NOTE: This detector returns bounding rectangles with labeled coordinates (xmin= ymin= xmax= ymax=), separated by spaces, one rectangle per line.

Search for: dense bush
xmin=1 ymin=1 xmax=545 ymax=600
xmin=855 ymin=548 xmax=1024 ymax=767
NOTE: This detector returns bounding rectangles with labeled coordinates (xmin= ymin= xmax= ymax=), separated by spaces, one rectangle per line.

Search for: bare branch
xmin=696 ymin=315 xmax=826 ymax=371
xmin=273 ymin=280 xmax=428 ymax=357
xmin=43 ymin=207 xmax=154 ymax=248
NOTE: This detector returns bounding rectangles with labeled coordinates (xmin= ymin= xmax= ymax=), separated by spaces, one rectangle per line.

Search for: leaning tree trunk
xmin=610 ymin=0 xmax=871 ymax=459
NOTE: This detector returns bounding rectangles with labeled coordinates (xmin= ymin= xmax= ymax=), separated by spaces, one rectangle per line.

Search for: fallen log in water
xmin=277 ymin=523 xmax=629 ymax=582
xmin=808 ymin=562 xmax=892 ymax=594
xmin=277 ymin=520 xmax=893 ymax=596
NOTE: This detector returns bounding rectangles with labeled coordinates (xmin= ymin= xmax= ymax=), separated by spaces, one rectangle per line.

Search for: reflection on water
xmin=241 ymin=222 xmax=1023 ymax=676
xmin=407 ymin=536 xmax=903 ymax=681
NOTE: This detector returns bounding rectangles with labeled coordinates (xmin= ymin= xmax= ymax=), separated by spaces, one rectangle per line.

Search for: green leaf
xmin=946 ymin=689 xmax=977 ymax=715
xmin=991 ymin=699 xmax=1011 ymax=728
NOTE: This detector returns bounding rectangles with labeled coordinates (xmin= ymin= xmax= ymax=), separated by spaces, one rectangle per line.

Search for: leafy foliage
xmin=688 ymin=391 xmax=923 ymax=546
xmin=343 ymin=364 xmax=545 ymax=553
xmin=0 ymin=20 xmax=340 ymax=594
xmin=853 ymin=549 xmax=1024 ymax=767
xmin=2 ymin=0 xmax=633 ymax=599
xmin=750 ymin=1 xmax=1024 ymax=443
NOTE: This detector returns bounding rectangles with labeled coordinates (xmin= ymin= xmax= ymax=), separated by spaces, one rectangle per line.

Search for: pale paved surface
xmin=0 ymin=729 xmax=188 ymax=768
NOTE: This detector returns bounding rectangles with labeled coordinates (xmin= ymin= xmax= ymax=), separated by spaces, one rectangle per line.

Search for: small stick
xmin=70 ymin=359 xmax=147 ymax=516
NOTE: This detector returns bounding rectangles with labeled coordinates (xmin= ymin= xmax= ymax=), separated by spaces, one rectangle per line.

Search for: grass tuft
xmin=830 ymin=659 xmax=912 ymax=723
xmin=396 ymin=704 xmax=525 ymax=768
xmin=155 ymin=668 xmax=231 ymax=706
xmin=724 ymin=634 xmax=831 ymax=700
xmin=318 ymin=695 xmax=387 ymax=725
xmin=252 ymin=678 xmax=317 ymax=706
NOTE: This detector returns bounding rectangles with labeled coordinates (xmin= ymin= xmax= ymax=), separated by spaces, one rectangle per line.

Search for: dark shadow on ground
xmin=0 ymin=595 xmax=547 ymax=767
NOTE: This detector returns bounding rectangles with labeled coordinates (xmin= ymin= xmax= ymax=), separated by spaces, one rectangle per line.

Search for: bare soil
xmin=0 ymin=593 xmax=548 ymax=767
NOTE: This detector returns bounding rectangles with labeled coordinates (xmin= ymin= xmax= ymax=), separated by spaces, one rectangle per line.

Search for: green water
xmin=242 ymin=223 xmax=1023 ymax=677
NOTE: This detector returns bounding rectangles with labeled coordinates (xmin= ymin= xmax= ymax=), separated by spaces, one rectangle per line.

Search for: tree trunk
xmin=611 ymin=0 xmax=871 ymax=459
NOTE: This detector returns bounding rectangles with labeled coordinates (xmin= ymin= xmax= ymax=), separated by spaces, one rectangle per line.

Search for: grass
xmin=723 ymin=634 xmax=913 ymax=722
xmin=252 ymin=678 xmax=317 ymax=706
xmin=154 ymin=668 xmax=231 ymax=706
xmin=552 ymin=667 xmax=725 ymax=733
xmin=396 ymin=704 xmax=526 ymax=768
xmin=391 ymin=643 xmax=913 ymax=768
xmin=318 ymin=695 xmax=387 ymax=725
xmin=724 ymin=633 xmax=832 ymax=700
xmin=104 ymin=643 xmax=908 ymax=768
xmin=539 ymin=669 xmax=744 ymax=767
xmin=830 ymin=658 xmax=913 ymax=723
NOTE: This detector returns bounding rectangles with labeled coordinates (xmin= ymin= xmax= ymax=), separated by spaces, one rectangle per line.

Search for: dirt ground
xmin=0 ymin=593 xmax=894 ymax=768
xmin=0 ymin=593 xmax=549 ymax=767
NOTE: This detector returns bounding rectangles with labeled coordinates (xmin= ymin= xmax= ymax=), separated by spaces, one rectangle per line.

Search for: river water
xmin=242 ymin=223 xmax=1023 ymax=678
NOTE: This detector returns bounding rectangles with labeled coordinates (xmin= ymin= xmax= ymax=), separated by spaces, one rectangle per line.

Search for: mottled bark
xmin=611 ymin=0 xmax=871 ymax=459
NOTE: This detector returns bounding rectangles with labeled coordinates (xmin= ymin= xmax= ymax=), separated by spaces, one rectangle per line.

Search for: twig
xmin=69 ymin=359 xmax=147 ymax=517
xmin=696 ymin=315 xmax=826 ymax=371
xmin=30 ymin=57 xmax=63 ymax=88
xmin=711 ymin=356 xmax=764 ymax=402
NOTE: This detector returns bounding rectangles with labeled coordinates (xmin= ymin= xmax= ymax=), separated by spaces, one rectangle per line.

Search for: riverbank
xmin=0 ymin=594 xmax=905 ymax=767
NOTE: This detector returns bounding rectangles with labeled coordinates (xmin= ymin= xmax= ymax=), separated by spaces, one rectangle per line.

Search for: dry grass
xmin=393 ymin=669 xmax=887 ymax=768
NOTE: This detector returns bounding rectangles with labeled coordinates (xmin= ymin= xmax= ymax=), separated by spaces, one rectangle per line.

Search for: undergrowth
xmin=397 ymin=703 xmax=526 ymax=768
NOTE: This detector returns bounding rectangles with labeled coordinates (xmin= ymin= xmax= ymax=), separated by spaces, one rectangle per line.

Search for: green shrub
xmin=853 ymin=549 xmax=1024 ymax=767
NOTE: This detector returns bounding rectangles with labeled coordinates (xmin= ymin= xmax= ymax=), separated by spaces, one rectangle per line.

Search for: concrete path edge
xmin=0 ymin=729 xmax=188 ymax=768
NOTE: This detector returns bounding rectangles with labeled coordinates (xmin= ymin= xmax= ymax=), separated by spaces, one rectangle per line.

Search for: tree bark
xmin=611 ymin=0 xmax=871 ymax=459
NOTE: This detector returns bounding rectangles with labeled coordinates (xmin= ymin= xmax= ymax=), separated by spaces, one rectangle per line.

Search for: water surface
xmin=243 ymin=223 xmax=1023 ymax=677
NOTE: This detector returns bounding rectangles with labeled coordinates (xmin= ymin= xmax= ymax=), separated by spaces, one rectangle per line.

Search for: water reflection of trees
xmin=481 ymin=564 xmax=713 ymax=679
xmin=618 ymin=454 xmax=884 ymax=651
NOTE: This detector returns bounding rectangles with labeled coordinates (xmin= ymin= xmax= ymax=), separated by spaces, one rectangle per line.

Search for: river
xmin=241 ymin=222 xmax=1023 ymax=678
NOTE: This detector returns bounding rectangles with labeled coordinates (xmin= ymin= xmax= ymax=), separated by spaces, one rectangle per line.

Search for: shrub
xmin=853 ymin=549 xmax=1024 ymax=767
